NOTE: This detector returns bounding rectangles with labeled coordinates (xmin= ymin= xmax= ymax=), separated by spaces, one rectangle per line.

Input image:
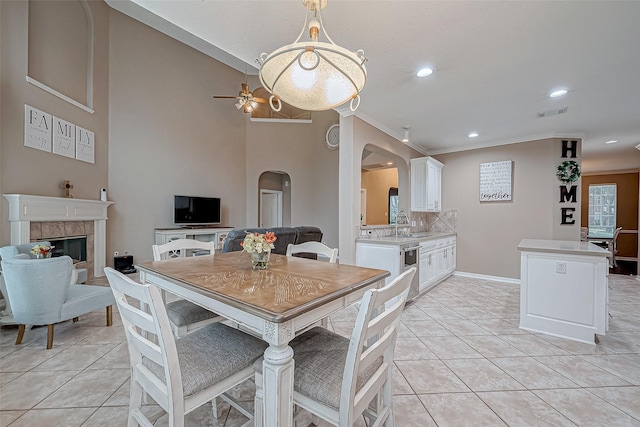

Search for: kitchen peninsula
xmin=518 ymin=239 xmax=611 ymax=345
xmin=356 ymin=232 xmax=456 ymax=301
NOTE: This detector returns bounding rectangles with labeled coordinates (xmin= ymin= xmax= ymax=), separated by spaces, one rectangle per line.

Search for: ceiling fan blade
xmin=213 ymin=95 xmax=238 ymax=99
xmin=253 ymin=97 xmax=268 ymax=104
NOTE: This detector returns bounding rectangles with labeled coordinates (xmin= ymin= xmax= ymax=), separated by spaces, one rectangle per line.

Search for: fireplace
xmin=43 ymin=236 xmax=87 ymax=263
xmin=3 ymin=194 xmax=113 ymax=279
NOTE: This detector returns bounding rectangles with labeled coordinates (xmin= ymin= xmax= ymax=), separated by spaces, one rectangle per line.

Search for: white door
xmin=260 ymin=190 xmax=282 ymax=228
xmin=360 ymin=189 xmax=367 ymax=225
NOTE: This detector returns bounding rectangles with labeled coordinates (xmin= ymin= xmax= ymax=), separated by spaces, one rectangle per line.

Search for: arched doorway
xmin=360 ymin=145 xmax=404 ymax=225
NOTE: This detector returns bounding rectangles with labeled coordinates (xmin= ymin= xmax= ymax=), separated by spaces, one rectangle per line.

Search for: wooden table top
xmin=137 ymin=252 xmax=389 ymax=322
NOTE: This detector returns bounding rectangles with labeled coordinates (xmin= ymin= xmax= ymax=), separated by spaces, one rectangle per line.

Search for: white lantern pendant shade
xmin=257 ymin=0 xmax=367 ymax=112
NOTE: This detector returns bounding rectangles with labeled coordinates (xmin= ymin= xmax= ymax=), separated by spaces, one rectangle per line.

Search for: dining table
xmin=137 ymin=251 xmax=389 ymax=427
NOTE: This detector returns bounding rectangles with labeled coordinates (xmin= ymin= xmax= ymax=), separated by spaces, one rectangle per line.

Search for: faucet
xmin=395 ymin=209 xmax=410 ymax=237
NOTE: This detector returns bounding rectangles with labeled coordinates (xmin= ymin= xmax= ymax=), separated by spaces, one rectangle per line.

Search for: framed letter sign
xmin=480 ymin=160 xmax=513 ymax=201
xmin=53 ymin=117 xmax=76 ymax=158
xmin=24 ymin=105 xmax=52 ymax=152
xmin=76 ymin=126 xmax=95 ymax=163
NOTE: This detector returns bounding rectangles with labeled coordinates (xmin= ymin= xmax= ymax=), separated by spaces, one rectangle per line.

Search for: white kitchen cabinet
xmin=410 ymin=157 xmax=443 ymax=212
xmin=419 ymin=235 xmax=456 ymax=293
xmin=154 ymin=227 xmax=233 ymax=258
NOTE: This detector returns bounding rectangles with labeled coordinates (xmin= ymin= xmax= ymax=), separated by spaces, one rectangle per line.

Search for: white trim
xmin=249 ymin=118 xmax=312 ymax=124
xmin=427 ymin=133 xmax=585 ymax=156
xmin=25 ymin=0 xmax=94 ymax=113
xmin=80 ymin=0 xmax=94 ymax=110
xmin=3 ymin=194 xmax=113 ymax=277
xmin=26 ymin=77 xmax=94 ymax=114
xmin=453 ymin=270 xmax=520 ymax=285
xmin=105 ymin=0 xmax=253 ymax=75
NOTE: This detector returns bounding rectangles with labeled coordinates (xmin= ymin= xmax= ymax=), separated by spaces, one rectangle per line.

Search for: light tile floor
xmin=1 ymin=274 xmax=639 ymax=426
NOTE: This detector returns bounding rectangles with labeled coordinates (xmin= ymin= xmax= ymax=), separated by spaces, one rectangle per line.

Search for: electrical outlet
xmin=114 ymin=251 xmax=119 ymax=257
xmin=556 ymin=262 xmax=567 ymax=274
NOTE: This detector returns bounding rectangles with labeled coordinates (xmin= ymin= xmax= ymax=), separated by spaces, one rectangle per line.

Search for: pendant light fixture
xmin=402 ymin=127 xmax=410 ymax=143
xmin=257 ymin=0 xmax=367 ymax=112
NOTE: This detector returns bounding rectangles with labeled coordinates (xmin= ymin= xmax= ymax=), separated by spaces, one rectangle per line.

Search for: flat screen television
xmin=174 ymin=195 xmax=221 ymax=225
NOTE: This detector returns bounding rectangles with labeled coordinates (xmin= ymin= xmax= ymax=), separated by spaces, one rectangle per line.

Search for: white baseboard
xmin=453 ymin=270 xmax=520 ymax=285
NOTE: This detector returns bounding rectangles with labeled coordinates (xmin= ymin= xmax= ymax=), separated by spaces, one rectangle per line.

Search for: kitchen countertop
xmin=356 ymin=232 xmax=456 ymax=245
xmin=517 ymin=239 xmax=611 ymax=257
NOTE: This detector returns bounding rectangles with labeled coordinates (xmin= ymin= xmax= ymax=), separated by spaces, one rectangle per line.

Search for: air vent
xmin=537 ymin=107 xmax=568 ymax=118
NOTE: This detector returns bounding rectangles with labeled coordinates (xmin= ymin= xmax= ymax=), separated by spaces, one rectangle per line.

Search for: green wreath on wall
xmin=556 ymin=160 xmax=581 ymax=183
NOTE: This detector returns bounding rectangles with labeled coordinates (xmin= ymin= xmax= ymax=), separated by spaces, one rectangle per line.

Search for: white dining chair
xmin=286 ymin=241 xmax=338 ymax=263
xmin=253 ymin=267 xmax=415 ymax=427
xmin=152 ymin=239 xmax=224 ymax=338
xmin=104 ymin=267 xmax=267 ymax=427
xmin=610 ymin=226 xmax=623 ymax=267
xmin=287 ymin=241 xmax=338 ymax=329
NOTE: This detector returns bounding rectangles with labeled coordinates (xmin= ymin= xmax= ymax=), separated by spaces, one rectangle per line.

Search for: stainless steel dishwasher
xmin=401 ymin=243 xmax=420 ymax=301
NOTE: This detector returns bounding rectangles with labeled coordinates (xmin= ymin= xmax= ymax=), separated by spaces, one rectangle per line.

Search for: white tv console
xmin=154 ymin=227 xmax=234 ymax=258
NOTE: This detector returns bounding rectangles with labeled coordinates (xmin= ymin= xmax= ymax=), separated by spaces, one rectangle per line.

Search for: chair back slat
xmin=352 ymin=364 xmax=389 ymax=420
xmin=364 ymin=296 xmax=405 ymax=342
xmin=115 ymin=295 xmax=156 ymax=333
xmin=339 ymin=267 xmax=415 ymax=426
xmin=152 ymin=239 xmax=215 ymax=261
xmin=358 ymin=327 xmax=395 ymax=374
xmin=104 ymin=268 xmax=183 ymax=413
xmin=286 ymin=241 xmax=338 ymax=263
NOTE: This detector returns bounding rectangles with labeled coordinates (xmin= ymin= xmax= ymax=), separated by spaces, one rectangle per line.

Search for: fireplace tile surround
xmin=30 ymin=220 xmax=94 ymax=280
xmin=3 ymin=194 xmax=112 ymax=279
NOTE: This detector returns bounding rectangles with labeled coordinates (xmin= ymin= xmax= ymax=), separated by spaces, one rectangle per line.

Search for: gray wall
xmin=107 ymin=10 xmax=249 ymax=261
xmin=435 ymin=138 xmax=581 ymax=279
xmin=2 ymin=2 xmax=341 ymax=264
xmin=246 ymin=111 xmax=340 ymax=248
xmin=1 ymin=0 xmax=110 ymax=243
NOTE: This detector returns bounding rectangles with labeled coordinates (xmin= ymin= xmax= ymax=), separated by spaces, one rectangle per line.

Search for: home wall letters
xmin=558 ymin=140 xmax=580 ymax=225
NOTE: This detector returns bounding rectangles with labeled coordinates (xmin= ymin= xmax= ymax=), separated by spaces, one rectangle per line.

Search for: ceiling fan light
xmin=257 ymin=0 xmax=367 ymax=112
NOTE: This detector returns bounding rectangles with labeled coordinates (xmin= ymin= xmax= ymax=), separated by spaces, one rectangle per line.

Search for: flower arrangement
xmin=241 ymin=232 xmax=277 ymax=254
xmin=241 ymin=232 xmax=277 ymax=269
xmin=30 ymin=244 xmax=53 ymax=258
xmin=556 ymin=160 xmax=581 ymax=183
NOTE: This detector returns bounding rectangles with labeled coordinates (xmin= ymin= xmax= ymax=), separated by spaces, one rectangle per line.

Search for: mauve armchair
xmin=0 ymin=255 xmax=115 ymax=349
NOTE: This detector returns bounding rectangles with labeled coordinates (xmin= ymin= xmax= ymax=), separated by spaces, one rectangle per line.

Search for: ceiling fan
xmin=213 ymin=82 xmax=268 ymax=113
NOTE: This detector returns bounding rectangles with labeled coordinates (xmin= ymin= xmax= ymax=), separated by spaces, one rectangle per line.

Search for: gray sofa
xmin=221 ymin=226 xmax=323 ymax=259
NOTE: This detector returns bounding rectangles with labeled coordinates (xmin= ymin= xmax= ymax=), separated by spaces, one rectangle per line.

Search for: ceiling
xmin=107 ymin=0 xmax=640 ymax=163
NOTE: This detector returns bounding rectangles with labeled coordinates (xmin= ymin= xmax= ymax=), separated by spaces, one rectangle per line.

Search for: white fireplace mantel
xmin=3 ymin=194 xmax=113 ymax=277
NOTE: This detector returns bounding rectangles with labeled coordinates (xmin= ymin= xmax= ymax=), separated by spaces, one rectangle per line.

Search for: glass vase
xmin=251 ymin=251 xmax=270 ymax=270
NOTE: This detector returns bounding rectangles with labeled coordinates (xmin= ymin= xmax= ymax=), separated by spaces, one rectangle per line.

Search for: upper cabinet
xmin=410 ymin=157 xmax=443 ymax=212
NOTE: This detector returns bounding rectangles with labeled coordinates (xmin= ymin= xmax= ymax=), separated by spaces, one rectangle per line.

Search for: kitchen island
xmin=518 ymin=239 xmax=611 ymax=345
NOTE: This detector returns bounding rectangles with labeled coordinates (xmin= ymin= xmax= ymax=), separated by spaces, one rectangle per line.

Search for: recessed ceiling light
xmin=416 ymin=68 xmax=433 ymax=78
xmin=550 ymin=89 xmax=568 ymax=98
xmin=605 ymin=140 xmax=618 ymax=144
xmin=468 ymin=132 xmax=479 ymax=138
xmin=387 ymin=162 xmax=394 ymax=165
